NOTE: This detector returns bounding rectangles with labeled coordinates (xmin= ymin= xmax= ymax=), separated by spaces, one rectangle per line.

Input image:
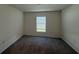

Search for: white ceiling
xmin=10 ymin=4 xmax=70 ymax=12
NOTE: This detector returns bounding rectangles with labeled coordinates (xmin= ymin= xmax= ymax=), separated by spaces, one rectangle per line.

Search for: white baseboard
xmin=63 ymin=38 xmax=79 ymax=53
xmin=0 ymin=34 xmax=23 ymax=53
xmin=24 ymin=34 xmax=62 ymax=38
xmin=2 ymin=35 xmax=77 ymax=54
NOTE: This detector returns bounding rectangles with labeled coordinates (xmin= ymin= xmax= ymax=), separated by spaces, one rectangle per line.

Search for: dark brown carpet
xmin=2 ymin=35 xmax=77 ymax=54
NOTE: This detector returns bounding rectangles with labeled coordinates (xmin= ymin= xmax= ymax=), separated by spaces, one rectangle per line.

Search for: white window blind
xmin=36 ymin=16 xmax=46 ymax=32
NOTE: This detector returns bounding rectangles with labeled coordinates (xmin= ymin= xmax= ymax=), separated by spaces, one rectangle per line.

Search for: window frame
xmin=36 ymin=16 xmax=46 ymax=32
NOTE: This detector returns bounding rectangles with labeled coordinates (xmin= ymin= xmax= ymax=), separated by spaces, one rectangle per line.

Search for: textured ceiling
xmin=10 ymin=4 xmax=70 ymax=12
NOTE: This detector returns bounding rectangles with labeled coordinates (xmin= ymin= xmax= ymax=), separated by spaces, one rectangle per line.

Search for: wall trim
xmin=0 ymin=35 xmax=23 ymax=53
xmin=24 ymin=35 xmax=62 ymax=39
xmin=63 ymin=37 xmax=79 ymax=53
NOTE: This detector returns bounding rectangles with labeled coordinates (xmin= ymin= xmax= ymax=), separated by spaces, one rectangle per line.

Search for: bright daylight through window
xmin=36 ymin=16 xmax=46 ymax=32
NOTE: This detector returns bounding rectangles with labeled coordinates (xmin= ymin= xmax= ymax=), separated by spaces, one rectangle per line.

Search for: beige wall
xmin=0 ymin=5 xmax=23 ymax=53
xmin=62 ymin=5 xmax=79 ymax=53
xmin=24 ymin=12 xmax=62 ymax=37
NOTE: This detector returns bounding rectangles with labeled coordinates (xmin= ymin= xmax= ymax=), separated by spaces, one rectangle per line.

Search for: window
xmin=36 ymin=16 xmax=46 ymax=32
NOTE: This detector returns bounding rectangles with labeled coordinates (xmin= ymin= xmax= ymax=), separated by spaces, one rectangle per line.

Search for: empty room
xmin=0 ymin=4 xmax=79 ymax=54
